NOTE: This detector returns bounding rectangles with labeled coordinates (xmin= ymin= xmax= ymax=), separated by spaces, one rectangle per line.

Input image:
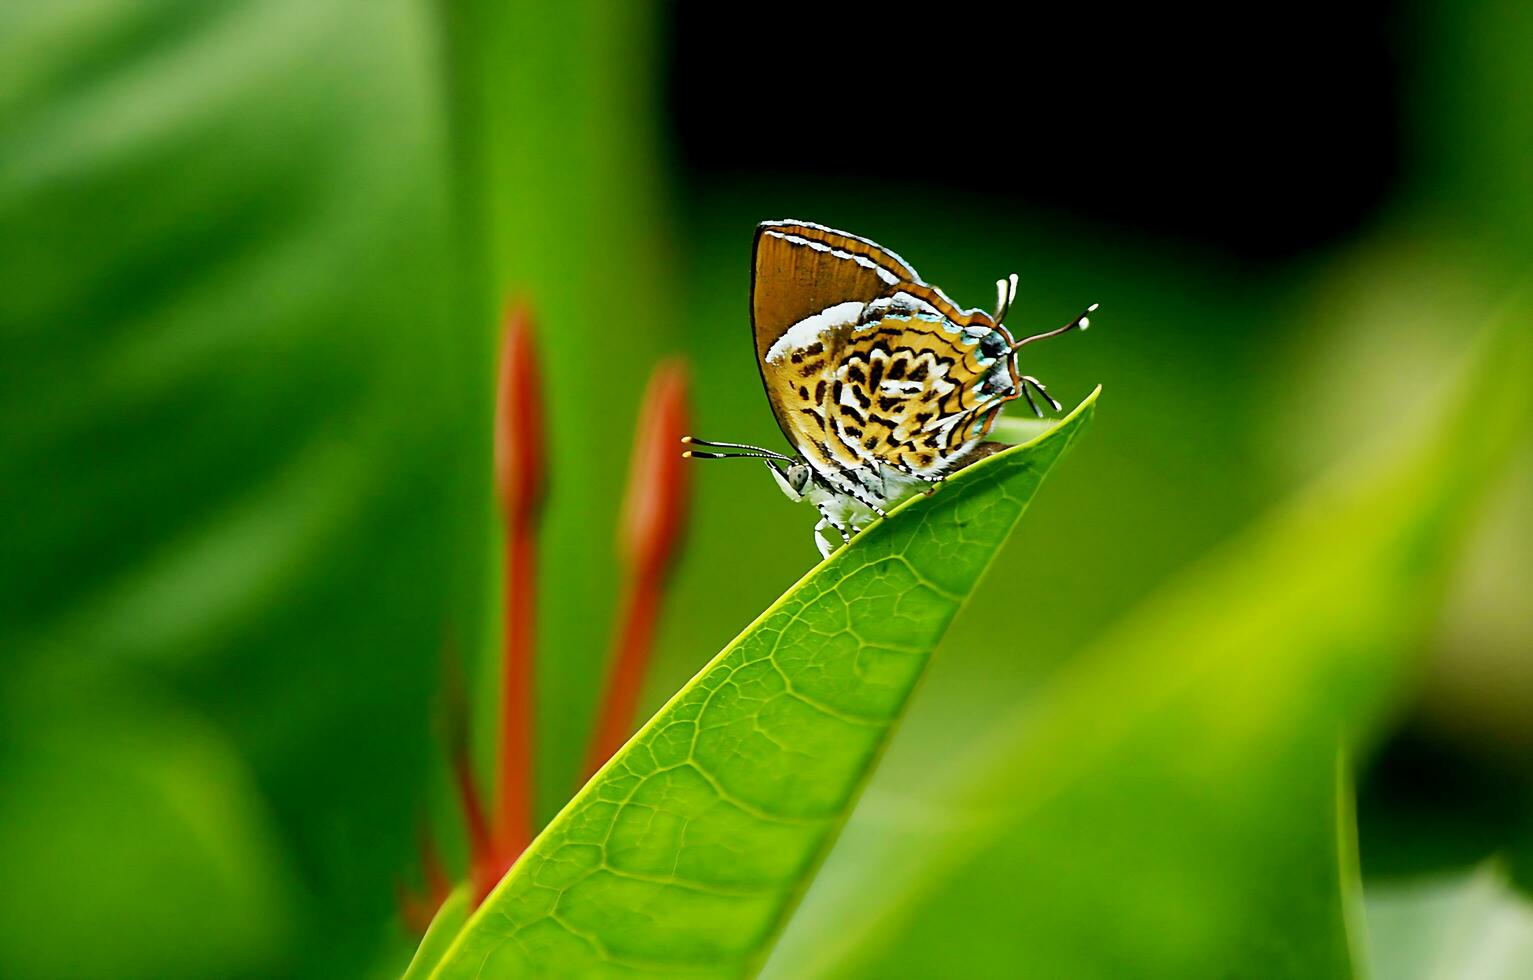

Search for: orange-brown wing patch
xmin=756 ymin=221 xmax=919 ymax=284
xmin=751 ymin=223 xmax=907 ymax=363
xmin=751 ymin=222 xmax=1003 ymax=359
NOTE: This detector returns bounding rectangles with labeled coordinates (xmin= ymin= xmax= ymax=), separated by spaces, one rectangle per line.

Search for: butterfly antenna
xmin=1009 ymin=302 xmax=1097 ymax=352
xmin=991 ymin=273 xmax=1019 ymax=323
xmin=680 ymin=436 xmax=793 ymax=462
xmin=683 ymin=450 xmax=792 ymax=461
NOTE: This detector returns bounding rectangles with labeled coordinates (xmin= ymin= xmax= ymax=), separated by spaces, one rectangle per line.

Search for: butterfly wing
xmin=751 ymin=220 xmax=919 ymax=363
xmin=825 ymin=311 xmax=1013 ymax=479
xmin=751 ymin=220 xmax=1022 ymax=505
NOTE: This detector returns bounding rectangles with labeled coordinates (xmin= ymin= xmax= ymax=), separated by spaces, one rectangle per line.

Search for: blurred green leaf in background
xmin=1 ymin=2 xmax=486 ymax=975
xmin=3 ymin=0 xmax=1532 ymax=977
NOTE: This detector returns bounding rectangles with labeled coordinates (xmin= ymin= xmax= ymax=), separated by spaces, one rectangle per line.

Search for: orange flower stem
xmin=580 ymin=360 xmax=691 ymax=780
xmin=491 ymin=302 xmax=544 ymax=875
xmin=496 ymin=520 xmax=536 ymax=860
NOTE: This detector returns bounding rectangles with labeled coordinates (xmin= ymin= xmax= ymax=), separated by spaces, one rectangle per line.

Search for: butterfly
xmin=685 ymin=219 xmax=1094 ymax=558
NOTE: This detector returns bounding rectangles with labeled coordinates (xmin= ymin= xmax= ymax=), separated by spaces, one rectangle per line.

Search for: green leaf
xmin=0 ymin=678 xmax=293 ymax=978
xmin=769 ymin=304 xmax=1532 ymax=979
xmin=427 ymin=390 xmax=1099 ymax=977
xmin=402 ymin=885 xmax=471 ymax=980
xmin=0 ymin=2 xmax=489 ymax=973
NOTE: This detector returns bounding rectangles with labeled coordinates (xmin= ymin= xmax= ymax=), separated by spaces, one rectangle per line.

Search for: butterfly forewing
xmin=750 ymin=221 xmax=918 ymax=360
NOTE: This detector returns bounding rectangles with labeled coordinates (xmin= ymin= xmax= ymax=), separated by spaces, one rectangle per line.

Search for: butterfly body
xmin=764 ymin=458 xmax=891 ymax=559
xmin=686 ymin=220 xmax=1093 ymax=558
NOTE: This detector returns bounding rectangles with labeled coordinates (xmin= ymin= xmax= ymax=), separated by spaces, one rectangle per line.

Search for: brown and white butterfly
xmin=685 ymin=219 xmax=1094 ymax=558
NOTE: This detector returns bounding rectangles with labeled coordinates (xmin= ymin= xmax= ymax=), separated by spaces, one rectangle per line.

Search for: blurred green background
xmin=1 ymin=1 xmax=1529 ymax=977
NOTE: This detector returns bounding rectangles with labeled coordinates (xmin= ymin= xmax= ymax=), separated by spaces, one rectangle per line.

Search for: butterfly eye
xmin=978 ymin=331 xmax=1010 ymax=360
xmin=788 ymin=464 xmax=811 ymax=494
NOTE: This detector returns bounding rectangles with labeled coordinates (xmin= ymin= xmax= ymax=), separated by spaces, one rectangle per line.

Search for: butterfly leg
xmin=1019 ymin=376 xmax=1063 ymax=415
xmin=889 ymin=457 xmax=944 ymax=493
xmin=896 ymin=464 xmax=944 ymax=497
xmin=814 ymin=521 xmax=836 ymax=559
xmin=813 ymin=509 xmax=851 ymax=559
xmin=842 ymin=483 xmax=889 ymax=520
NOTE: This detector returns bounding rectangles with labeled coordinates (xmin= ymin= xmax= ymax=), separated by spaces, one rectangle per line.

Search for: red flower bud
xmin=492 ymin=302 xmax=542 ymax=876
xmin=585 ymin=361 xmax=692 ymax=777
xmin=618 ymin=360 xmax=691 ymax=578
xmin=494 ymin=302 xmax=545 ymax=526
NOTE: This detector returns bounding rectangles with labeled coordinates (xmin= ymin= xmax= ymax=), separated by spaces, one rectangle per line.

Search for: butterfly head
xmin=998 ymin=301 xmax=1098 ymax=416
xmin=766 ymin=459 xmax=813 ymax=502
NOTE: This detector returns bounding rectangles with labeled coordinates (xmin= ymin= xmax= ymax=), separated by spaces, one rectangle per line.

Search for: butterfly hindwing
xmin=823 ymin=312 xmax=1010 ymax=477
